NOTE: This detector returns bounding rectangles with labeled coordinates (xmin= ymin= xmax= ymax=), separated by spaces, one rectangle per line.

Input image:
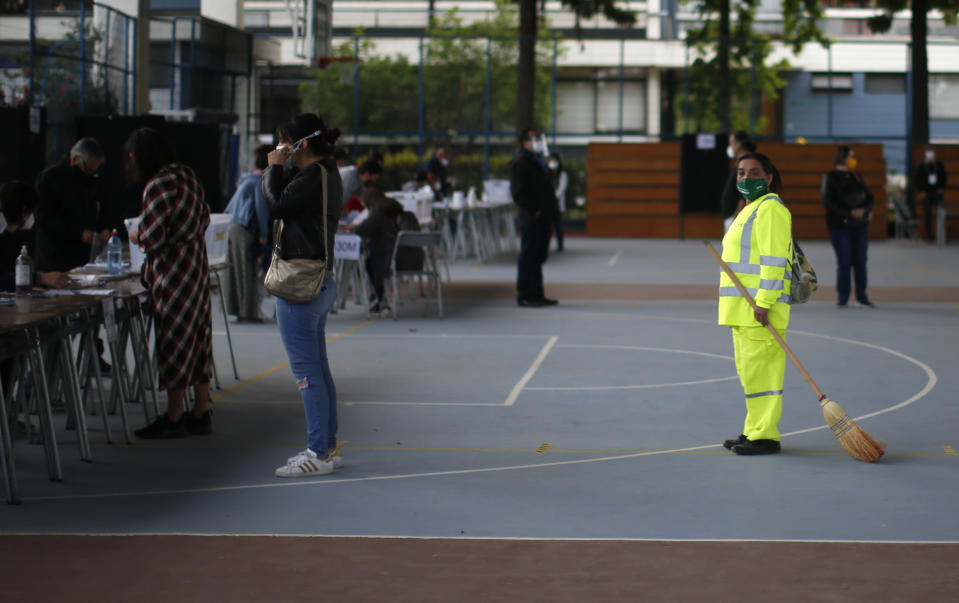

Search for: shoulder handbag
xmin=263 ymin=163 xmax=329 ymax=303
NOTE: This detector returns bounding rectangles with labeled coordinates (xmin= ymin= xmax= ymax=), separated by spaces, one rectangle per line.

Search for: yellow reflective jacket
xmin=717 ymin=192 xmax=793 ymax=329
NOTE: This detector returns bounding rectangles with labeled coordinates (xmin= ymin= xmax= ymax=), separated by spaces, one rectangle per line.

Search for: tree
xmin=684 ymin=0 xmax=826 ymax=134
xmin=299 ymin=3 xmax=554 ymax=144
xmin=515 ymin=0 xmax=636 ymax=131
xmin=868 ymin=1 xmax=959 ymax=144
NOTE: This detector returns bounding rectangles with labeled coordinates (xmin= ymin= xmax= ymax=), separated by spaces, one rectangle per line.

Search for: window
xmin=596 ymin=81 xmax=645 ymax=133
xmin=865 ymin=73 xmax=905 ymax=94
xmin=556 ymin=69 xmax=647 ymax=134
xmin=930 ymin=74 xmax=959 ymax=120
xmin=810 ymin=73 xmax=853 ymax=92
xmin=556 ymin=81 xmax=595 ymax=134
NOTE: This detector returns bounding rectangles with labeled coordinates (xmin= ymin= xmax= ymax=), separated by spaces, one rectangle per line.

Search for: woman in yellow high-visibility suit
xmin=719 ymin=153 xmax=793 ymax=455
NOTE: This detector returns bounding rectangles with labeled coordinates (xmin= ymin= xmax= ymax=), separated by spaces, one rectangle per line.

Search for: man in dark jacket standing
xmin=915 ymin=146 xmax=947 ymax=242
xmin=511 ymin=127 xmax=558 ymax=307
xmin=35 ymin=137 xmax=109 ymax=272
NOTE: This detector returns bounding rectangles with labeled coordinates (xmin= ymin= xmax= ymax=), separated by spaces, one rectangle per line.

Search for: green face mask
xmin=736 ymin=177 xmax=769 ymax=201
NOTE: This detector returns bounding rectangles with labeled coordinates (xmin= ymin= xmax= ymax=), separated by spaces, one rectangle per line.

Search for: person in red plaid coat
xmin=126 ymin=128 xmax=214 ymax=439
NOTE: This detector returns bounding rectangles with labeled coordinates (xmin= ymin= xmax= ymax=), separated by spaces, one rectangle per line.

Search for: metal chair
xmin=386 ymin=231 xmax=444 ymax=319
xmin=891 ymin=196 xmax=920 ymax=241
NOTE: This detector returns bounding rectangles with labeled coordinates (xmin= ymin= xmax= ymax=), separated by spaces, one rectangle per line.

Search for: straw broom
xmin=705 ymin=241 xmax=884 ymax=462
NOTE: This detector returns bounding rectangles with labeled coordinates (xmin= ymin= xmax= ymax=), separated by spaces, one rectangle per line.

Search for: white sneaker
xmin=275 ymin=449 xmax=334 ymax=478
xmin=286 ymin=450 xmax=343 ymax=469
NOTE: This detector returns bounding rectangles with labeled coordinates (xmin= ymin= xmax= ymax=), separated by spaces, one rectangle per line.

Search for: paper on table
xmin=73 ymin=288 xmax=117 ymax=296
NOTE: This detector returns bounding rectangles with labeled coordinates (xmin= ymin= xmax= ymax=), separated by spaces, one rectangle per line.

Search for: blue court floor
xmin=2 ymin=237 xmax=958 ymax=543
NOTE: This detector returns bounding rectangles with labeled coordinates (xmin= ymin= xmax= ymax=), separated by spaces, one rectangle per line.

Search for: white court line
xmin=504 ymin=336 xmax=558 ymax=406
xmin=526 ymin=376 xmax=738 ymax=392
xmin=782 ymin=329 xmax=938 ymax=433
xmin=558 ymin=343 xmax=733 ymax=361
xmin=343 ymin=401 xmax=503 ymax=407
xmin=21 ymin=329 xmax=938 ymax=503
xmin=7 ymin=532 xmax=959 ymax=545
xmin=608 ymin=250 xmax=623 ymax=266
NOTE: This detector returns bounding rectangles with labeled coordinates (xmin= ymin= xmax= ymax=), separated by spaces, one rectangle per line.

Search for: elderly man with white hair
xmin=35 ymin=137 xmax=110 ymax=272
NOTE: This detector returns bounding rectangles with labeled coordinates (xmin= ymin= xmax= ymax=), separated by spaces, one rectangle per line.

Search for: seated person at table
xmin=402 ymin=170 xmax=430 ymax=193
xmin=0 ymin=181 xmax=70 ymax=291
xmin=341 ymin=160 xmax=383 ymax=222
xmin=355 ymin=190 xmax=403 ymax=312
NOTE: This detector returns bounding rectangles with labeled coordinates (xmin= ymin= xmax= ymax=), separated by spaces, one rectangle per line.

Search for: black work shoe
xmin=183 ymin=410 xmax=213 ymax=436
xmin=134 ymin=414 xmax=186 ymax=439
xmin=732 ymin=438 xmax=781 ymax=455
xmin=540 ymin=297 xmax=559 ymax=306
xmin=723 ymin=434 xmax=748 ymax=450
xmin=517 ymin=298 xmax=547 ymax=307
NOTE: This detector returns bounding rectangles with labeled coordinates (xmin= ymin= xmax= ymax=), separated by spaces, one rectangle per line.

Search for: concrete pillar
xmin=646 ymin=0 xmax=661 ymax=40
xmin=647 ymin=67 xmax=661 ymax=137
xmin=135 ymin=0 xmax=150 ymax=114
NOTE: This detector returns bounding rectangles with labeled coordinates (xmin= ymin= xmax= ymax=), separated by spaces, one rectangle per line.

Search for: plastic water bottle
xmin=15 ymin=245 xmax=32 ymax=295
xmin=107 ymin=229 xmax=123 ymax=275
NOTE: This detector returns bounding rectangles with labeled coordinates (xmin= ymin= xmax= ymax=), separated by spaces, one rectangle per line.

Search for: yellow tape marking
xmin=887 ymin=248 xmax=942 ymax=277
xmin=943 ymin=445 xmax=958 ymax=456
xmin=212 ymin=317 xmax=377 ymax=402
xmin=536 ymin=442 xmax=552 ymax=453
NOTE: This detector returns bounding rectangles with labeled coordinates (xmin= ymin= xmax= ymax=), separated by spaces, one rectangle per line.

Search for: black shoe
xmin=182 ymin=409 xmax=213 ymax=436
xmin=517 ymin=298 xmax=547 ymax=307
xmin=723 ymin=434 xmax=747 ymax=450
xmin=540 ymin=297 xmax=559 ymax=306
xmin=732 ymin=438 xmax=781 ymax=455
xmin=134 ymin=414 xmax=186 ymax=439
xmin=855 ymin=299 xmax=875 ymax=308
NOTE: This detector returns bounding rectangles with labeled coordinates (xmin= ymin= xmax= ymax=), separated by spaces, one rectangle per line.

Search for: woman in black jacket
xmin=262 ymin=114 xmax=345 ymax=477
xmin=821 ymin=145 xmax=875 ymax=308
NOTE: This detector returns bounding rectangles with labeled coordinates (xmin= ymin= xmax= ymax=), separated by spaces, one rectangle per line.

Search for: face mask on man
xmin=22 ymin=213 xmax=35 ymax=230
xmin=925 ymin=150 xmax=935 ymax=162
xmin=548 ymin=160 xmax=559 ymax=170
xmin=440 ymin=158 xmax=449 ymax=167
xmin=726 ymin=145 xmax=735 ymax=159
xmin=736 ymin=177 xmax=769 ymax=202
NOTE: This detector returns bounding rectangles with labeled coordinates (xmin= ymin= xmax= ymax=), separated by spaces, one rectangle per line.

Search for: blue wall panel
xmin=784 ymin=71 xmax=911 ymax=172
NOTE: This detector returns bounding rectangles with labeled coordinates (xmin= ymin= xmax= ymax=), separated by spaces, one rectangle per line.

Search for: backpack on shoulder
xmin=789 ymin=238 xmax=817 ymax=304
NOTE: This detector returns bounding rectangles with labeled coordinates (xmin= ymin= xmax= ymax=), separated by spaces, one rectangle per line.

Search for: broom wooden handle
xmin=704 ymin=240 xmax=826 ymax=401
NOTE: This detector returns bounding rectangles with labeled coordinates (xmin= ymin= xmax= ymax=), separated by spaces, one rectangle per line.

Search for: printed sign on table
xmin=334 ymin=233 xmax=362 ymax=261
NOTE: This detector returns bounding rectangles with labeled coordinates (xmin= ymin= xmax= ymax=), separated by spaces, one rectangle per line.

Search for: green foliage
xmin=679 ymin=0 xmax=826 ymax=133
xmin=2 ymin=17 xmax=116 ymax=116
xmin=299 ymin=1 xmax=557 ymax=141
xmin=557 ymin=0 xmax=638 ymax=35
xmin=868 ymin=0 xmax=958 ymax=32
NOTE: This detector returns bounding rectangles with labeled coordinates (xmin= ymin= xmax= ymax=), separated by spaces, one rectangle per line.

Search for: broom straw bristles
xmin=820 ymin=397 xmax=885 ymax=463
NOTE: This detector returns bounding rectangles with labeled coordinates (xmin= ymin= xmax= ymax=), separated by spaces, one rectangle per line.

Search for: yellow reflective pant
xmin=731 ymin=326 xmax=786 ymax=441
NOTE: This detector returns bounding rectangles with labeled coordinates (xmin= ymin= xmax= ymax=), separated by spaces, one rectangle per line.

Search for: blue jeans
xmin=276 ymin=276 xmax=338 ymax=455
xmin=829 ymin=223 xmax=869 ymax=305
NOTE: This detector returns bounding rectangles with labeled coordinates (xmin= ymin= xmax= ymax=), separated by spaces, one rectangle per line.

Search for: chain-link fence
xmin=0 ymin=1 xmax=136 ymax=163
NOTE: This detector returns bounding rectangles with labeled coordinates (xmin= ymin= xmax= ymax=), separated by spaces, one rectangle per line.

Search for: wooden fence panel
xmin=586 ymin=142 xmax=682 ymax=237
xmin=585 ymin=141 xmax=888 ymax=239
